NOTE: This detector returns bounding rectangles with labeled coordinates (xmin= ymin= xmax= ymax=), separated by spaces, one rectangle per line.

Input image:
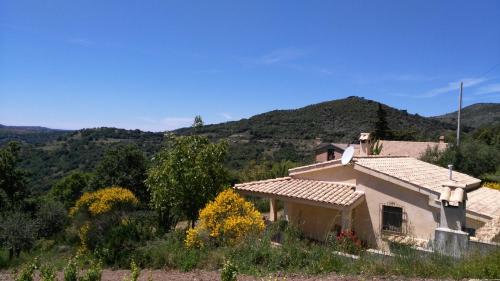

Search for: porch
xmin=234 ymin=177 xmax=365 ymax=241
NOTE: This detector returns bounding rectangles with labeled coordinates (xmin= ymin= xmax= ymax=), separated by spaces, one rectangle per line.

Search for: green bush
xmin=124 ymin=260 xmax=140 ymax=281
xmin=133 ymin=231 xmax=207 ymax=271
xmin=63 ymin=258 xmax=78 ymax=281
xmin=0 ymin=212 xmax=39 ymax=259
xmin=14 ymin=261 xmax=36 ymax=281
xmin=221 ymin=260 xmax=238 ymax=281
xmin=40 ymin=264 xmax=57 ymax=281
xmin=37 ymin=199 xmax=68 ymax=238
xmin=81 ymin=260 xmax=102 ymax=281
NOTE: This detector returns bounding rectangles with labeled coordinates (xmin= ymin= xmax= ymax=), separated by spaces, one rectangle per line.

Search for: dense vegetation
xmin=433 ymin=102 xmax=500 ymax=129
xmin=0 ymin=96 xmax=467 ymax=193
xmin=1 ymin=106 xmax=500 ymax=279
xmin=421 ymin=124 xmax=500 ymax=182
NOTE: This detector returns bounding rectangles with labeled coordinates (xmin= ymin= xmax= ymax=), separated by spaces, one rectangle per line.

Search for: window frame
xmin=380 ymin=203 xmax=407 ymax=235
xmin=327 ymin=148 xmax=335 ymax=161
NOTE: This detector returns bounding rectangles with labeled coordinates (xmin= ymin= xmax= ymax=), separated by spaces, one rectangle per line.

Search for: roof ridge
xmin=234 ymin=176 xmax=291 ymax=187
xmin=288 ymin=159 xmax=343 ymax=174
xmin=353 ymin=155 xmax=410 ymax=159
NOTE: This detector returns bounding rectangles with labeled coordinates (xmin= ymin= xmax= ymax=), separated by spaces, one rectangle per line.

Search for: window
xmin=327 ymin=149 xmax=335 ymax=160
xmin=382 ymin=205 xmax=403 ymax=233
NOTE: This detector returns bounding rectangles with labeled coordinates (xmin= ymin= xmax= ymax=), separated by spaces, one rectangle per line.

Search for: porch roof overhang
xmin=234 ymin=177 xmax=365 ymax=210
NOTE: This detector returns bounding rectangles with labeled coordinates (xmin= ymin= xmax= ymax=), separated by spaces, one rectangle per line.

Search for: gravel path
xmin=0 ymin=269 xmax=442 ymax=281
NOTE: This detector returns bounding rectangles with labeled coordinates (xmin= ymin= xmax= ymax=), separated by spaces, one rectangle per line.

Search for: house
xmin=235 ymin=133 xmax=500 ymax=251
xmin=314 ymin=135 xmax=447 ymax=162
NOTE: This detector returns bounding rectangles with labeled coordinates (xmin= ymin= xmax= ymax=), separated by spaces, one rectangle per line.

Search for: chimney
xmin=439 ymin=136 xmax=445 ymax=144
xmin=359 ymin=133 xmax=372 ymax=156
xmin=438 ymin=165 xmax=467 ymax=231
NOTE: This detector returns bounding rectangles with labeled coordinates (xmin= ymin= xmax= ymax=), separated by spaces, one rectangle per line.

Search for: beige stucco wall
xmin=315 ymin=150 xmax=343 ymax=163
xmin=466 ymin=217 xmax=486 ymax=232
xmin=291 ymin=165 xmax=440 ymax=249
xmin=284 ymin=201 xmax=341 ymax=241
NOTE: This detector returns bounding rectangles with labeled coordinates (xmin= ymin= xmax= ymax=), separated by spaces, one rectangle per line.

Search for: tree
xmin=0 ymin=212 xmax=38 ymax=259
xmin=36 ymin=199 xmax=68 ymax=238
xmin=92 ymin=145 xmax=149 ymax=203
xmin=49 ymin=172 xmax=92 ymax=209
xmin=193 ymin=115 xmax=204 ymax=129
xmin=146 ymin=131 xmax=229 ymax=230
xmin=373 ymin=103 xmax=393 ymax=140
xmin=0 ymin=142 xmax=27 ymax=205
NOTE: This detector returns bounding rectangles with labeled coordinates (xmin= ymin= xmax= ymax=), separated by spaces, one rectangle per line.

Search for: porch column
xmin=341 ymin=208 xmax=352 ymax=231
xmin=269 ymin=198 xmax=278 ymax=222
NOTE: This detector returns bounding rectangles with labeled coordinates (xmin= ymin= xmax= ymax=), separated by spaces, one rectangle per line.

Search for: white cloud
xmin=160 ymin=117 xmax=193 ymax=130
xmin=475 ymin=83 xmax=500 ymax=95
xmin=253 ymin=48 xmax=307 ymax=65
xmin=419 ymin=77 xmax=487 ymax=98
xmin=135 ymin=116 xmax=193 ymax=131
xmin=218 ymin=112 xmax=233 ymax=120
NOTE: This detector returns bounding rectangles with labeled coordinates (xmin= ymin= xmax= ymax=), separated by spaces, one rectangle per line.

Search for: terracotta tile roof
xmin=234 ymin=177 xmax=364 ymax=207
xmin=467 ymin=187 xmax=500 ymax=219
xmin=474 ymin=216 xmax=500 ymax=243
xmin=354 ymin=157 xmax=481 ymax=193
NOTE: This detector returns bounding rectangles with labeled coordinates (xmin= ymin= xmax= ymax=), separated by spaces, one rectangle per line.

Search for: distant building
xmin=314 ymin=134 xmax=447 ymax=163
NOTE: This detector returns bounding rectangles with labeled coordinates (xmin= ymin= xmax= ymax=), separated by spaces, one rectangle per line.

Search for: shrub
xmin=40 ymin=264 xmax=57 ymax=281
xmin=124 ymin=260 xmax=140 ymax=281
xmin=327 ymin=230 xmax=363 ymax=255
xmin=49 ymin=172 xmax=92 ymax=209
xmin=484 ymin=182 xmax=500 ymax=191
xmin=185 ymin=189 xmax=264 ymax=248
xmin=14 ymin=261 xmax=36 ymax=281
xmin=81 ymin=260 xmax=102 ymax=281
xmin=63 ymin=258 xmax=78 ymax=281
xmin=37 ymin=199 xmax=68 ymax=238
xmin=0 ymin=212 xmax=39 ymax=259
xmin=70 ymin=187 xmax=138 ymax=217
xmin=221 ymin=260 xmax=238 ymax=281
xmin=70 ymin=187 xmax=138 ymax=250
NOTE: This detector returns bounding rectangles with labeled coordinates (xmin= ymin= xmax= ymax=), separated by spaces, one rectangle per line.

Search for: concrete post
xmin=270 ymin=198 xmax=278 ymax=222
xmin=341 ymin=208 xmax=352 ymax=231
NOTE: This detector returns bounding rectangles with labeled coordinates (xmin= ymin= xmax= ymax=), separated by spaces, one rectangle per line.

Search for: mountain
xmin=3 ymin=96 xmax=458 ymax=192
xmin=432 ymin=103 xmax=500 ymax=129
xmin=0 ymin=124 xmax=72 ymax=145
xmin=175 ymin=96 xmax=455 ymax=167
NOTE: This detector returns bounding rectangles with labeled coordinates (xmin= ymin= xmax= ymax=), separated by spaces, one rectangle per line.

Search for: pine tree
xmin=373 ymin=103 xmax=393 ymax=140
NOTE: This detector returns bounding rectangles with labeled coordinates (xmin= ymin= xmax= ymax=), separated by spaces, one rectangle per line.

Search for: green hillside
xmin=433 ymin=103 xmax=500 ymax=129
xmin=0 ymin=124 xmax=71 ymax=145
xmin=176 ymin=96 xmax=455 ymax=167
xmin=3 ymin=96 xmax=458 ymax=192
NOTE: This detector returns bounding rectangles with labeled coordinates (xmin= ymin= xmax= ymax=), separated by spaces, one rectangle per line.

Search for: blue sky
xmin=1 ymin=0 xmax=499 ymax=131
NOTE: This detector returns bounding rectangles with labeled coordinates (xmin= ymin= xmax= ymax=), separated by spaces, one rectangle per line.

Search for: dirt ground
xmin=0 ymin=269 xmax=443 ymax=281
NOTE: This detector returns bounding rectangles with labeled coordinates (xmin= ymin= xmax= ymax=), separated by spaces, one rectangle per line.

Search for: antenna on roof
xmin=341 ymin=146 xmax=355 ymax=165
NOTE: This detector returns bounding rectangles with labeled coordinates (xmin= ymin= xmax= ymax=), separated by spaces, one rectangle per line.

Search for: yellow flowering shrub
xmin=185 ymin=189 xmax=264 ymax=248
xmin=70 ymin=187 xmax=139 ymax=249
xmin=70 ymin=187 xmax=138 ymax=217
xmin=484 ymin=182 xmax=500 ymax=191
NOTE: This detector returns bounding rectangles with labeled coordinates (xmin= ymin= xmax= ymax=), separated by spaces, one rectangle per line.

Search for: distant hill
xmin=175 ymin=96 xmax=455 ymax=168
xmin=433 ymin=103 xmax=500 ymax=129
xmin=0 ymin=124 xmax=72 ymax=145
xmin=1 ymin=96 xmax=459 ymax=192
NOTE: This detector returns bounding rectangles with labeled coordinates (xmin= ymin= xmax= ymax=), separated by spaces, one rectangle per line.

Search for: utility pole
xmin=456 ymin=82 xmax=463 ymax=146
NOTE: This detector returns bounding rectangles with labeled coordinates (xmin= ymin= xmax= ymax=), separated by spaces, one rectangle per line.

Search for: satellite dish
xmin=341 ymin=146 xmax=355 ymax=165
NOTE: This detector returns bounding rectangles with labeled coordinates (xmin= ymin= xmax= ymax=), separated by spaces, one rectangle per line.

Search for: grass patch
xmin=3 ymin=222 xmax=500 ymax=280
